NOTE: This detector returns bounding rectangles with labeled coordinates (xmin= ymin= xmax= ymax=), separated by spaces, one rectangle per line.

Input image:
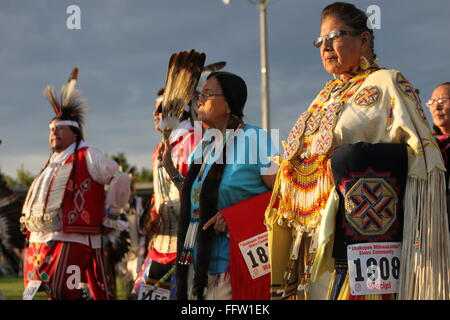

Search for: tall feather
xmin=61 ymin=67 xmax=79 ymax=108
xmin=43 ymin=86 xmax=62 ymax=116
xmin=43 ymin=67 xmax=87 ymax=139
xmin=203 ymin=61 xmax=226 ymax=73
xmin=160 ymin=50 xmax=206 ymax=139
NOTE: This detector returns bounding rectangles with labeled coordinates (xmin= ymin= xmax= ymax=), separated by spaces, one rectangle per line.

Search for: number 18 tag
xmin=238 ymin=232 xmax=271 ymax=279
xmin=347 ymin=242 xmax=401 ymax=296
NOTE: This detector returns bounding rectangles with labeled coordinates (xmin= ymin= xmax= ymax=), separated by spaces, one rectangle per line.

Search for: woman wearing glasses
xmin=429 ymin=83 xmax=450 ymax=231
xmin=266 ymin=2 xmax=450 ymax=300
xmin=162 ymin=71 xmax=278 ymax=300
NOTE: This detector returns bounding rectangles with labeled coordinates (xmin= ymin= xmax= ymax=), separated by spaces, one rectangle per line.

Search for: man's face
xmin=49 ymin=120 xmax=77 ymax=153
xmin=153 ymin=96 xmax=163 ymax=132
xmin=429 ymin=85 xmax=450 ymax=131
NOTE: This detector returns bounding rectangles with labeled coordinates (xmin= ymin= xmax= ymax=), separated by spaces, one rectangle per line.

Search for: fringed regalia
xmin=266 ymin=66 xmax=450 ymax=300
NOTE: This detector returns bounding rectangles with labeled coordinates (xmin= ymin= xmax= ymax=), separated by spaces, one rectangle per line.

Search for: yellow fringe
xmin=400 ymin=169 xmax=450 ymax=299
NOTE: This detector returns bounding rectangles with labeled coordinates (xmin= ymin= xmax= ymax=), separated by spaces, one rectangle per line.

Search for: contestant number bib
xmin=238 ymin=232 xmax=271 ymax=279
xmin=347 ymin=242 xmax=401 ymax=296
xmin=23 ymin=280 xmax=42 ymax=300
xmin=138 ymin=284 xmax=171 ymax=300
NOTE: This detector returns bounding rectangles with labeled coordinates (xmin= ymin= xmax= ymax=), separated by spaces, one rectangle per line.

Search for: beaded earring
xmin=360 ymin=56 xmax=370 ymax=70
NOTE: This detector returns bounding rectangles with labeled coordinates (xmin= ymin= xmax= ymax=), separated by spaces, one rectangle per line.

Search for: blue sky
xmin=1 ymin=0 xmax=450 ymax=177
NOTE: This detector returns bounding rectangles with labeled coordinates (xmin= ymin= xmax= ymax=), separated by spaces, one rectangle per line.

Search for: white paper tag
xmin=238 ymin=231 xmax=271 ymax=279
xmin=23 ymin=280 xmax=42 ymax=300
xmin=138 ymin=284 xmax=171 ymax=300
xmin=347 ymin=242 xmax=401 ymax=296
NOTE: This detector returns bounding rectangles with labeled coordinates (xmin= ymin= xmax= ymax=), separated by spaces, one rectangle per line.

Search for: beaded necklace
xmin=178 ymin=124 xmax=244 ymax=265
xmin=280 ymin=66 xmax=380 ymax=229
xmin=277 ymin=66 xmax=380 ymax=296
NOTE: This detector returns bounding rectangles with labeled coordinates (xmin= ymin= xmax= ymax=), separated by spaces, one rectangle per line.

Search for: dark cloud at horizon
xmin=1 ymin=0 xmax=449 ymax=177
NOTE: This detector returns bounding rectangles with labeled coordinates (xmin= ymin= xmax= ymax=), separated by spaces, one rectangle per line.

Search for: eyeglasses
xmin=313 ymin=30 xmax=362 ymax=48
xmin=196 ymin=91 xmax=225 ymax=102
xmin=426 ymin=97 xmax=450 ymax=108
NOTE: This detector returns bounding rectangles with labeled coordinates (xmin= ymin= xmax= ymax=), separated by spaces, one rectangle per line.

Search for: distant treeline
xmin=1 ymin=152 xmax=152 ymax=188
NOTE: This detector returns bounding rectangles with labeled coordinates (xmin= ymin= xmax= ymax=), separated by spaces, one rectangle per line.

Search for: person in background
xmin=20 ymin=68 xmax=131 ymax=300
xmin=134 ymin=88 xmax=197 ymax=299
xmin=428 ymin=82 xmax=450 ymax=229
xmin=428 ymin=83 xmax=450 ymax=179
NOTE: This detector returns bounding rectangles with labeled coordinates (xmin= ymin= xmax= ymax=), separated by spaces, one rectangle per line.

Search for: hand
xmin=158 ymin=140 xmax=178 ymax=178
xmin=203 ymin=212 xmax=228 ymax=235
xmin=327 ymin=158 xmax=335 ymax=186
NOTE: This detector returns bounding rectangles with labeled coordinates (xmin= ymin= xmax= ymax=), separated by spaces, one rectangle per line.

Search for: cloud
xmin=1 ymin=0 xmax=449 ymax=177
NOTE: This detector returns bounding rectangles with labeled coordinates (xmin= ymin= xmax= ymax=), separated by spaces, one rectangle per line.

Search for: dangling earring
xmin=360 ymin=56 xmax=370 ymax=70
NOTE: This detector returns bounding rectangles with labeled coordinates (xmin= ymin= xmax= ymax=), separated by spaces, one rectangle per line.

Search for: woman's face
xmin=197 ymin=77 xmax=231 ymax=127
xmin=429 ymin=85 xmax=450 ymax=130
xmin=319 ymin=15 xmax=366 ymax=75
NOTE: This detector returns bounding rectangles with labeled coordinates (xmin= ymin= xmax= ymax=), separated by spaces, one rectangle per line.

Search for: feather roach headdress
xmin=43 ymin=67 xmax=87 ymax=140
xmin=159 ymin=50 xmax=206 ymax=139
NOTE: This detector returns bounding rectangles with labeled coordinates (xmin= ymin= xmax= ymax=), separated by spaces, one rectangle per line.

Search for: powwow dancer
xmin=161 ymin=70 xmax=278 ymax=300
xmin=134 ymin=56 xmax=225 ymax=300
xmin=134 ymin=87 xmax=198 ymax=299
xmin=20 ymin=68 xmax=131 ymax=300
xmin=266 ymin=2 xmax=450 ymax=300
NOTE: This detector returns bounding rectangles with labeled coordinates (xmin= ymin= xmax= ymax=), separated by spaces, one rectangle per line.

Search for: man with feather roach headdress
xmin=20 ymin=68 xmax=131 ymax=300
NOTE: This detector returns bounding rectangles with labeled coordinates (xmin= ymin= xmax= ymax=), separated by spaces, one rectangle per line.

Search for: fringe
xmin=399 ymin=169 xmax=450 ymax=299
xmin=279 ymin=174 xmax=331 ymax=229
xmin=178 ymin=216 xmax=199 ymax=265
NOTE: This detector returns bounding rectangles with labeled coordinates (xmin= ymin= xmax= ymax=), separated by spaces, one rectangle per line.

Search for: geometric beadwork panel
xmin=345 ymin=177 xmax=397 ymax=236
xmin=354 ymin=86 xmax=381 ymax=108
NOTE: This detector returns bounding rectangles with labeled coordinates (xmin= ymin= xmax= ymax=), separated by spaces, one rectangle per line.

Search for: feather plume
xmin=203 ymin=61 xmax=226 ymax=73
xmin=61 ymin=67 xmax=79 ymax=107
xmin=43 ymin=67 xmax=87 ymax=139
xmin=161 ymin=50 xmax=206 ymax=137
xmin=43 ymin=86 xmax=62 ymax=116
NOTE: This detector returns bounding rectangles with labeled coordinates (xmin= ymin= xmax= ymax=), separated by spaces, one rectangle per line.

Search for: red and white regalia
xmin=135 ymin=120 xmax=197 ymax=298
xmin=22 ymin=141 xmax=130 ymax=300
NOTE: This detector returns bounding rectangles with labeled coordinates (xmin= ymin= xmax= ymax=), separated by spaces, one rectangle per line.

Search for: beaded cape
xmin=266 ymin=67 xmax=450 ymax=300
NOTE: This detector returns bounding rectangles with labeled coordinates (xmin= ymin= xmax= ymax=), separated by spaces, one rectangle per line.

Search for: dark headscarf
xmin=207 ymin=71 xmax=247 ymax=119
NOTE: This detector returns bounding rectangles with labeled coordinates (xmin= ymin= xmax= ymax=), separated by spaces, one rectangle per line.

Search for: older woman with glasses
xmin=266 ymin=2 xmax=450 ymax=300
xmin=428 ymin=82 xmax=450 ymax=231
xmin=161 ymin=71 xmax=278 ymax=300
xmin=428 ymin=83 xmax=450 ymax=139
xmin=429 ymin=83 xmax=450 ymax=173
